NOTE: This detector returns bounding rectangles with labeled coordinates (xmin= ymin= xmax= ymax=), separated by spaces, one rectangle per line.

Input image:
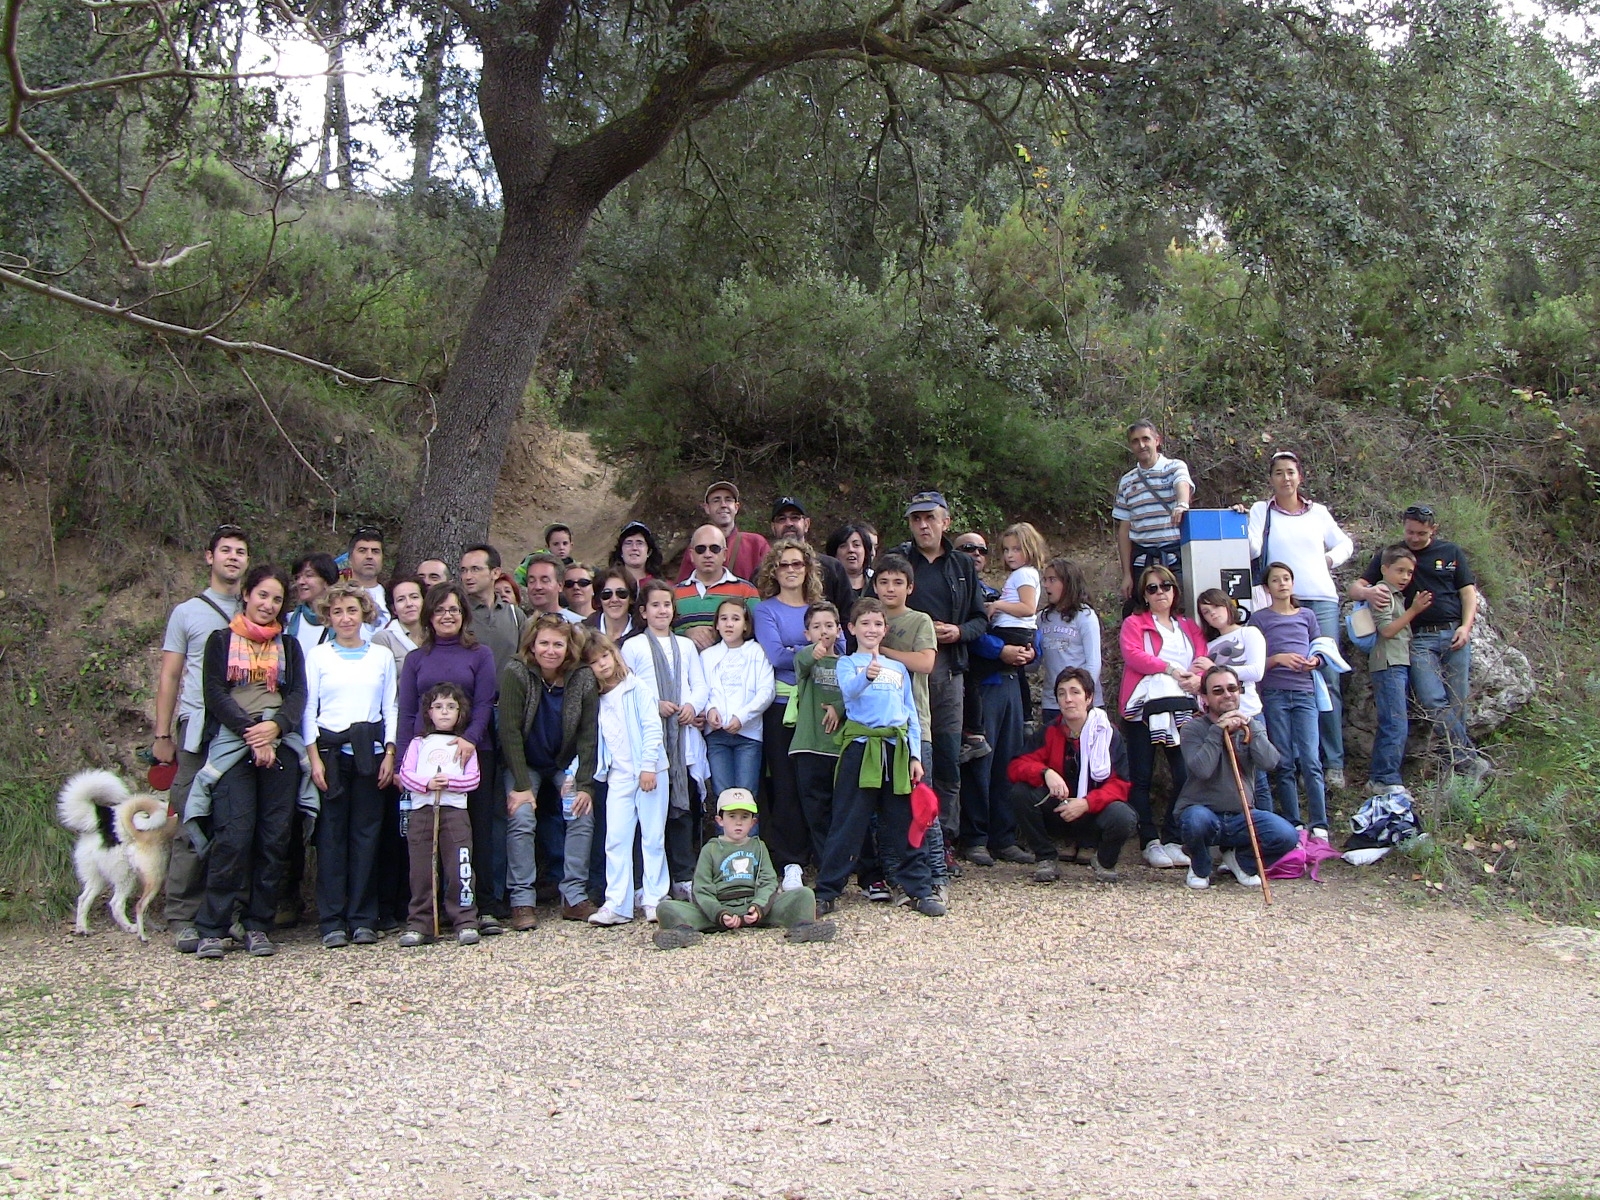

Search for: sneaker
xmin=965 ymin=845 xmax=996 ymax=867
xmin=561 ymin=900 xmax=599 ymax=922
xmin=944 ymin=849 xmax=964 ymax=879
xmin=959 ymin=733 xmax=992 ymax=763
xmin=243 ymin=931 xmax=276 ymax=957
xmin=477 ymin=912 xmax=504 ymax=936
xmin=863 ymin=880 xmax=891 ymax=902
xmin=644 ymin=905 xmax=658 ymax=924
xmin=321 ymin=930 xmax=349 ymax=949
xmin=1185 ymin=868 xmax=1211 ymax=890
xmin=1220 ymin=849 xmax=1262 ymax=886
xmin=816 ymin=898 xmax=838 ymax=916
xmin=229 ymin=919 xmax=246 ymax=943
xmin=398 ymin=930 xmax=429 ymax=947
xmin=457 ymin=928 xmax=481 ymax=946
xmin=1309 ymin=826 xmax=1330 ymax=844
xmin=670 ymin=881 xmax=693 ymax=902
xmin=1161 ymin=842 xmax=1191 ymax=868
xmin=1142 ymin=840 xmax=1175 ymax=869
xmin=1091 ymin=860 xmax=1120 ymax=884
xmin=1325 ymin=767 xmax=1347 ymax=790
xmin=351 ymin=927 xmax=379 ymax=945
xmin=787 ymin=920 xmax=837 ymax=943
xmin=781 ymin=864 xmax=804 ymax=892
xmin=652 ymin=926 xmax=703 ymax=950
xmin=912 ymin=896 xmax=947 ymax=917
xmin=1031 ymin=861 xmax=1062 ymax=883
xmin=587 ymin=906 xmax=630 ymax=926
xmin=195 ymin=936 xmax=227 ymax=959
xmin=509 ymin=906 xmax=538 ymax=932
xmin=173 ymin=923 xmax=201 ymax=954
xmin=995 ymin=844 xmax=1037 ymax=865
xmin=933 ymin=883 xmax=949 ymax=906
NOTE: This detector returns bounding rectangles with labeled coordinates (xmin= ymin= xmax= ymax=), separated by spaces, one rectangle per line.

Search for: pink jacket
xmin=1117 ymin=611 xmax=1208 ymax=715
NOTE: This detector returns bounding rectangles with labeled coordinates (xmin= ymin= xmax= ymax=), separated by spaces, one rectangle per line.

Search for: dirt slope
xmin=490 ymin=423 xmax=635 ymax=566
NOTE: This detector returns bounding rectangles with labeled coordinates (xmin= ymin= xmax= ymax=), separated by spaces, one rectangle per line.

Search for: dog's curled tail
xmin=117 ymin=795 xmax=175 ymax=843
xmin=56 ymin=769 xmax=132 ymax=834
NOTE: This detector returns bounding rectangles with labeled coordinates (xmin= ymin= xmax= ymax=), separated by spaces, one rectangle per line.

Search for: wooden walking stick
xmin=1222 ymin=725 xmax=1274 ymax=905
xmin=430 ymin=789 xmax=442 ymax=939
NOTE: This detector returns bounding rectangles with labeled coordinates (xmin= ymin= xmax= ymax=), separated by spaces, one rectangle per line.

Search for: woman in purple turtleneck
xmin=395 ymin=581 xmax=501 ymax=930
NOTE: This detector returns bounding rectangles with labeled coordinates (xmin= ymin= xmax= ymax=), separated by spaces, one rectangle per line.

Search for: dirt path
xmin=4 ymin=869 xmax=1598 ymax=1200
xmin=489 ymin=424 xmax=635 ymax=567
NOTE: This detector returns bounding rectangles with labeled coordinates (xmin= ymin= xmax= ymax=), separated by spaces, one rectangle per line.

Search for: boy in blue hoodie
xmin=813 ymin=598 xmax=943 ymax=917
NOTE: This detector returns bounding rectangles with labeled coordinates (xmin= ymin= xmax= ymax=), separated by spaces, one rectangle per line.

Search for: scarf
xmin=1074 ymin=708 xmax=1115 ymax=800
xmin=646 ymin=632 xmax=690 ymax=816
xmin=836 ymin=719 xmax=912 ymax=795
xmin=226 ymin=612 xmax=284 ymax=690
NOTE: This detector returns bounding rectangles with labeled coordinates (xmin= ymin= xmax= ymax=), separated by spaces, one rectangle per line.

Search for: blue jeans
xmin=816 ymin=741 xmax=928 ymax=902
xmin=1367 ymin=666 xmax=1409 ymax=785
xmin=1306 ymin=599 xmax=1345 ymax=771
xmin=1179 ymin=805 xmax=1300 ymax=878
xmin=505 ymin=768 xmax=568 ymax=908
xmin=1260 ymin=687 xmax=1327 ymax=828
xmin=705 ymin=730 xmax=763 ymax=796
xmin=1409 ymin=628 xmax=1475 ymax=767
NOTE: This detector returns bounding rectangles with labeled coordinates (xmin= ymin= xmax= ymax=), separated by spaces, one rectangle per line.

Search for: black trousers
xmin=374 ymin=784 xmax=409 ymax=927
xmin=665 ymin=778 xmax=706 ymax=884
xmin=197 ymin=756 xmax=300 ymax=938
xmin=761 ymin=707 xmax=811 ymax=869
xmin=313 ymin=754 xmax=384 ymax=935
xmin=1010 ymin=783 xmax=1137 ymax=869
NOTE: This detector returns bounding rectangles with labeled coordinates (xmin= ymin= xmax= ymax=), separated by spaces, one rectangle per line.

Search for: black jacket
xmin=202 ymin=628 xmax=308 ymax=747
xmin=886 ymin=536 xmax=989 ymax=673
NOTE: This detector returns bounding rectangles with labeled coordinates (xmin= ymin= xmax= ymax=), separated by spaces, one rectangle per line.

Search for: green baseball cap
xmin=717 ymin=788 xmax=758 ymax=814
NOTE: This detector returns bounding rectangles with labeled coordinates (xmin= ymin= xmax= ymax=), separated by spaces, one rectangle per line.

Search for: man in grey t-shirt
xmin=152 ymin=524 xmax=249 ymax=951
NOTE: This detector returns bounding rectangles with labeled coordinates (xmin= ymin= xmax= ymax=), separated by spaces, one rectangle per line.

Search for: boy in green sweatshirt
xmin=653 ymin=789 xmax=837 ymax=949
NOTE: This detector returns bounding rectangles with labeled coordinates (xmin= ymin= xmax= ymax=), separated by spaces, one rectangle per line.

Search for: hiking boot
xmin=1220 ymin=849 xmax=1262 ymax=886
xmin=1185 ymin=868 xmax=1211 ymax=890
xmin=398 ymin=930 xmax=430 ymax=947
xmin=243 ymin=931 xmax=276 ymax=957
xmin=787 ymin=920 xmax=837 ymax=943
xmin=816 ymin=898 xmax=838 ymax=916
xmin=1031 ymin=860 xmax=1062 ymax=883
xmin=959 ymin=733 xmax=992 ymax=763
xmin=477 ymin=912 xmax=504 ymax=936
xmin=652 ymin=926 xmax=703 ymax=950
xmin=321 ymin=930 xmax=350 ymax=949
xmin=509 ymin=906 xmax=538 ymax=932
xmin=863 ymin=880 xmax=891 ymax=902
xmin=561 ymin=900 xmax=599 ymax=922
xmin=1142 ymin=840 xmax=1175 ymax=869
xmin=1091 ymin=860 xmax=1120 ymax=884
xmin=781 ymin=864 xmax=804 ymax=892
xmin=995 ymin=844 xmax=1037 ymax=865
xmin=965 ymin=845 xmax=996 ymax=867
xmin=195 ymin=937 xmax=227 ymax=959
xmin=912 ymin=896 xmax=946 ymax=918
xmin=457 ymin=928 xmax=481 ymax=946
xmin=351 ymin=927 xmax=379 ymax=945
xmin=943 ymin=848 xmax=964 ymax=879
xmin=173 ymin=923 xmax=201 ymax=954
xmin=1161 ymin=842 xmax=1191 ymax=867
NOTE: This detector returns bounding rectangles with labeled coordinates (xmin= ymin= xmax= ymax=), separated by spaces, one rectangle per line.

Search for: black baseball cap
xmin=772 ymin=496 xmax=807 ymax=519
xmin=904 ymin=490 xmax=949 ymax=516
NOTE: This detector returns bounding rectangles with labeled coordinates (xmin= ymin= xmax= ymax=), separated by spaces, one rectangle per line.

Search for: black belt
xmin=1414 ymin=622 xmax=1456 ymax=633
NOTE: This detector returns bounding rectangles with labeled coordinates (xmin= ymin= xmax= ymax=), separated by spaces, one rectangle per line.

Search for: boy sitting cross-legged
xmin=652 ymin=789 xmax=837 ymax=949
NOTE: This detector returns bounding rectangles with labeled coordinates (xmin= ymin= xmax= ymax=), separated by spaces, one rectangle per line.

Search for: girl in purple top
xmin=396 ymin=581 xmax=503 ymax=931
xmin=1246 ymin=562 xmax=1328 ymax=837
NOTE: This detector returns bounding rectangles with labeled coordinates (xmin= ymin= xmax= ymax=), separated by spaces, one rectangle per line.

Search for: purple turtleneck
xmin=396 ymin=634 xmax=498 ymax=758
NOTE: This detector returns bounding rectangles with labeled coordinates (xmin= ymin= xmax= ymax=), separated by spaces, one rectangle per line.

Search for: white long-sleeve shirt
xmin=301 ymin=639 xmax=398 ymax=751
xmin=1247 ymin=500 xmax=1353 ymax=603
xmin=701 ymin=639 xmax=776 ymax=742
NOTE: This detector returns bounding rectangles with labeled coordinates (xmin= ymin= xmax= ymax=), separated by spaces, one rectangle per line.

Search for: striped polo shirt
xmin=1112 ymin=455 xmax=1193 ymax=547
xmin=672 ymin=570 xmax=760 ymax=637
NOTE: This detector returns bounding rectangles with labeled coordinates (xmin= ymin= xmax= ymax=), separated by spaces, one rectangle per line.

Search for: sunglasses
xmin=1144 ymin=581 xmax=1175 ymax=594
xmin=564 ymin=578 xmax=593 ymax=589
xmin=956 ymin=544 xmax=988 ymax=555
xmin=777 ymin=559 xmax=806 ymax=570
xmin=1402 ymin=505 xmax=1436 ymax=522
xmin=692 ymin=543 xmax=724 ymax=555
xmin=1208 ymin=684 xmax=1241 ymax=695
xmin=598 ymin=588 xmax=630 ymax=601
xmin=212 ymin=523 xmax=245 ymax=538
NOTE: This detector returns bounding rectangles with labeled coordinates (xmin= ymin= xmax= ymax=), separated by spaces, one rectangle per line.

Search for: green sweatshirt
xmin=693 ymin=835 xmax=779 ymax=924
xmin=789 ymin=644 xmax=844 ymax=758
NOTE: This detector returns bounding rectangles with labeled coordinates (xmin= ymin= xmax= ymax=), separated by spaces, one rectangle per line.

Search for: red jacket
xmin=1117 ymin=610 xmax=1208 ymax=715
xmin=1008 ymin=718 xmax=1132 ymax=815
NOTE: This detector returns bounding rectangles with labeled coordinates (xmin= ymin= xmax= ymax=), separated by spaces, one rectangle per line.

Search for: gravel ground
xmin=3 ymin=864 xmax=1598 ymax=1200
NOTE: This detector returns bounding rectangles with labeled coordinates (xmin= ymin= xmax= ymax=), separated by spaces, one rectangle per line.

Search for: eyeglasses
xmin=1402 ymin=505 xmax=1436 ymax=522
xmin=1207 ymin=685 xmax=1241 ymax=696
xmin=777 ymin=559 xmax=806 ymax=570
xmin=598 ymin=588 xmax=630 ymax=601
xmin=1144 ymin=581 xmax=1175 ymax=594
xmin=564 ymin=578 xmax=593 ymax=589
xmin=692 ymin=544 xmax=724 ymax=555
xmin=956 ymin=544 xmax=988 ymax=555
xmin=433 ymin=605 xmax=463 ymax=616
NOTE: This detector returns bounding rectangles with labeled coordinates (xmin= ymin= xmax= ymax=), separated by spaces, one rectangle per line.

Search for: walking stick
xmin=430 ymin=791 xmax=442 ymax=939
xmin=1221 ymin=727 xmax=1273 ymax=906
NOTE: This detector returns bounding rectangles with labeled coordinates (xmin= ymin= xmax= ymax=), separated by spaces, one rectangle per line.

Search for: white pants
xmin=603 ymin=771 xmax=668 ymax=917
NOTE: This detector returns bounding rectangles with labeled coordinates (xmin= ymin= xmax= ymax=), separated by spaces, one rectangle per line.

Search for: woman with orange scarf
xmin=194 ymin=564 xmax=308 ymax=959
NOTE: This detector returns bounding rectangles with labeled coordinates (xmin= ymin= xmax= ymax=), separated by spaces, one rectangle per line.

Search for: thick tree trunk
xmin=410 ymin=11 xmax=449 ymax=196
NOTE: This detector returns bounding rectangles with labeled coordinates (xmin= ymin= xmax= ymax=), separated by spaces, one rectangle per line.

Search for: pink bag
xmin=908 ymin=782 xmax=940 ymax=849
xmin=1265 ymin=828 xmax=1342 ymax=881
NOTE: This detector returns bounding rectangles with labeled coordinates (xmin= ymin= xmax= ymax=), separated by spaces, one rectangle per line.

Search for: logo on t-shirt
xmin=717 ymin=850 xmax=758 ymax=884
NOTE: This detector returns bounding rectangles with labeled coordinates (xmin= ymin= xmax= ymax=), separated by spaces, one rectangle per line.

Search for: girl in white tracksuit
xmin=583 ymin=633 xmax=668 ymax=925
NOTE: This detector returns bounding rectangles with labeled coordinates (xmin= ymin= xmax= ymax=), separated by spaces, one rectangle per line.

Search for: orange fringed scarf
xmin=226 ymin=612 xmax=285 ymax=691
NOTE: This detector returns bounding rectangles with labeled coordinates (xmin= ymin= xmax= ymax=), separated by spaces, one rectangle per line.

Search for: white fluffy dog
xmin=57 ymin=769 xmax=178 ymax=941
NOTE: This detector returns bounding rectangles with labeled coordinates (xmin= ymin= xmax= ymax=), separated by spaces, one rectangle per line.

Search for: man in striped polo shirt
xmin=1114 ymin=420 xmax=1193 ymax=616
xmin=673 ymin=524 xmax=760 ymax=649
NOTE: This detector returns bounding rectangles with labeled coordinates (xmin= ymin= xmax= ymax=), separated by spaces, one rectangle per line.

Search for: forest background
xmin=2 ymin=0 xmax=1599 ymax=925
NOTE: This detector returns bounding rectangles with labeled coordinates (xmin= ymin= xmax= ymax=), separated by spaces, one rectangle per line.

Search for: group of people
xmin=147 ymin=428 xmax=1487 ymax=956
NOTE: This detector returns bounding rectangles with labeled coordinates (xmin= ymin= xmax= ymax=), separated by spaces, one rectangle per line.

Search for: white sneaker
xmin=587 ymin=906 xmax=629 ymax=926
xmin=1220 ymin=849 xmax=1262 ymax=886
xmin=670 ymin=881 xmax=692 ymax=902
xmin=1142 ymin=840 xmax=1175 ymax=869
xmin=781 ymin=864 xmax=804 ymax=892
xmin=1161 ymin=842 xmax=1191 ymax=868
xmin=1310 ymin=826 xmax=1330 ymax=843
xmin=1326 ymin=768 xmax=1347 ymax=790
xmin=644 ymin=905 xmax=658 ymax=924
xmin=1185 ymin=868 xmax=1210 ymax=890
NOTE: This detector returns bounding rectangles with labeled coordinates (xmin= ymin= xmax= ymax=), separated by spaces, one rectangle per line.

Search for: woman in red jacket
xmin=1118 ymin=565 xmax=1208 ymax=871
xmin=1008 ymin=667 xmax=1134 ymax=883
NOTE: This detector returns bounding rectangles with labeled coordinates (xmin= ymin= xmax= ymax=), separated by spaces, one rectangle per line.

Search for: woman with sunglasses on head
xmin=610 ymin=521 xmax=663 ymax=586
xmin=586 ymin=566 xmax=639 ymax=642
xmin=562 ymin=562 xmax=597 ymax=619
xmin=1118 ymin=564 xmax=1207 ymax=871
xmin=824 ymin=522 xmax=876 ymax=604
